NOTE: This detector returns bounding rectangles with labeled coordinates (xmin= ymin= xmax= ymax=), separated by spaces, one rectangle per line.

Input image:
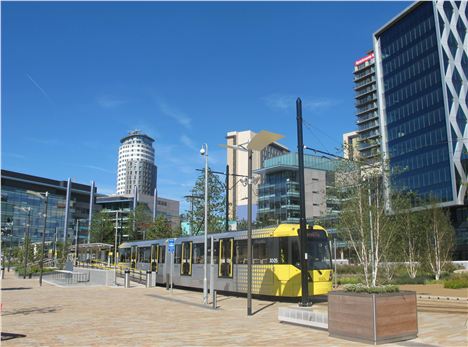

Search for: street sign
xmin=168 ymin=239 xmax=175 ymax=253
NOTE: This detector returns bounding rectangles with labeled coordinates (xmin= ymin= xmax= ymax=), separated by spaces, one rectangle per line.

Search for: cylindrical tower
xmin=116 ymin=130 xmax=156 ymax=196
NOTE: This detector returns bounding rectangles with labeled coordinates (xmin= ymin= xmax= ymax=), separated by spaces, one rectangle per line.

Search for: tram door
xmin=151 ymin=244 xmax=159 ymax=272
xmin=181 ymin=241 xmax=192 ymax=275
xmin=219 ymin=238 xmax=233 ymax=277
xmin=131 ymin=246 xmax=137 ymax=269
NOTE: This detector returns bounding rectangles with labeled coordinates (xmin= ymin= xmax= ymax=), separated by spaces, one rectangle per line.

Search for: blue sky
xmin=2 ymin=1 xmax=410 ymax=211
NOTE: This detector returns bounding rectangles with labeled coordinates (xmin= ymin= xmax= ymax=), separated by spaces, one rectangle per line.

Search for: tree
xmin=393 ymin=193 xmax=426 ymax=279
xmin=186 ymin=168 xmax=226 ymax=234
xmin=125 ymin=203 xmax=153 ymax=240
xmin=422 ymin=201 xmax=454 ymax=280
xmin=90 ymin=211 xmax=114 ymax=244
xmin=146 ymin=215 xmax=173 ymax=240
xmin=334 ymin=159 xmax=399 ymax=287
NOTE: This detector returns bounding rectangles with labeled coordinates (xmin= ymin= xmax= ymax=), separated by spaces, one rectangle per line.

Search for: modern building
xmin=354 ymin=50 xmax=381 ymax=162
xmin=226 ymin=130 xmax=289 ymax=222
xmin=343 ymin=131 xmax=360 ymax=161
xmin=374 ymin=1 xmax=467 ymax=258
xmin=255 ymin=153 xmax=340 ymax=226
xmin=96 ymin=193 xmax=180 ymax=234
xmin=116 ymin=130 xmax=157 ymax=196
xmin=1 ymin=170 xmax=97 ymax=247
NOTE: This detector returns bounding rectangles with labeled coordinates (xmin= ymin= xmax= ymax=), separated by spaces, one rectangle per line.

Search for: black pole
xmin=39 ymin=192 xmax=49 ymax=286
xmin=225 ymin=164 xmax=229 ymax=232
xmin=23 ymin=209 xmax=31 ymax=279
xmin=247 ymin=149 xmax=253 ymax=315
xmin=296 ymin=97 xmax=311 ymax=307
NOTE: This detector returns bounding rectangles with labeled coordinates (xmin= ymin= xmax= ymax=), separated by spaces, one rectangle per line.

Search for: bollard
xmin=212 ymin=290 xmax=217 ymax=310
xmin=166 ymin=273 xmax=170 ymax=290
xmin=146 ymin=270 xmax=151 ymax=288
xmin=1 ymin=267 xmax=4 ymax=279
xmin=124 ymin=269 xmax=130 ymax=288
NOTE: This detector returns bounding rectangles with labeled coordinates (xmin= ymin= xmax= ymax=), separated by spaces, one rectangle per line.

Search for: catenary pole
xmin=296 ymin=97 xmax=311 ymax=307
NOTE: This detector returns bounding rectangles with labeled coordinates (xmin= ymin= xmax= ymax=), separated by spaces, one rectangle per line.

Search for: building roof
xmin=256 ymin=153 xmax=341 ymax=174
xmin=120 ymin=130 xmax=155 ymax=144
xmin=374 ymin=1 xmax=423 ymax=37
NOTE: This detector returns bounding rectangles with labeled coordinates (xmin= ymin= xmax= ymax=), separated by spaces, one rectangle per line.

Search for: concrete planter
xmin=328 ymin=290 xmax=417 ymax=345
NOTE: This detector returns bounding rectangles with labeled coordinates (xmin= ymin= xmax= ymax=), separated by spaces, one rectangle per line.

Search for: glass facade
xmin=378 ymin=1 xmax=453 ymax=203
xmin=1 ymin=170 xmax=94 ymax=247
xmin=256 ymin=153 xmax=339 ymax=225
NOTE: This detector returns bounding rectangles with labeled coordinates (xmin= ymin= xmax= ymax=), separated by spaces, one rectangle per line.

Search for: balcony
xmin=353 ymin=68 xmax=375 ymax=82
xmin=354 ymin=77 xmax=375 ymax=90
xmin=355 ymin=85 xmax=376 ymax=98
xmin=281 ymin=204 xmax=300 ymax=210
xmin=356 ymin=103 xmax=378 ymax=116
xmin=357 ymin=111 xmax=379 ymax=124
xmin=355 ymin=94 xmax=377 ymax=107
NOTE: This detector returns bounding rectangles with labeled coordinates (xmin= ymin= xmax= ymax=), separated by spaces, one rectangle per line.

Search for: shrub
xmin=336 ymin=264 xmax=364 ymax=275
xmin=343 ymin=283 xmax=400 ymax=294
xmin=338 ymin=276 xmax=361 ymax=285
xmin=444 ymin=274 xmax=468 ymax=289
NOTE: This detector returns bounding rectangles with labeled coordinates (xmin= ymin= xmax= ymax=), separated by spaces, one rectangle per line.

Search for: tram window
xmin=279 ymin=237 xmax=289 ymax=264
xmin=291 ymin=238 xmax=300 ymax=268
xmin=174 ymin=245 xmax=182 ymax=264
xmin=192 ymin=243 xmax=204 ymax=264
xmin=139 ymin=247 xmax=150 ymax=263
xmin=235 ymin=240 xmax=247 ymax=264
xmin=159 ymin=245 xmax=166 ymax=263
xmin=120 ymin=248 xmax=130 ymax=262
xmin=206 ymin=241 xmax=219 ymax=264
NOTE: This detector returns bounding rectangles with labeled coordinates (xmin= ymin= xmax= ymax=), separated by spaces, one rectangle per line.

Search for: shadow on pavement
xmin=146 ymin=294 xmax=216 ymax=310
xmin=1 ymin=332 xmax=27 ymax=341
xmin=253 ymin=301 xmax=276 ymax=315
xmin=2 ymin=306 xmax=61 ymax=316
xmin=1 ymin=287 xmax=32 ymax=291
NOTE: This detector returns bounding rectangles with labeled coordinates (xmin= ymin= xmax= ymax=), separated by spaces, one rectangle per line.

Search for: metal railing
xmin=43 ymin=270 xmax=90 ymax=285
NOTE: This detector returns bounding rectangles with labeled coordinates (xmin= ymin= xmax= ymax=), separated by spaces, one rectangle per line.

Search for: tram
xmin=118 ymin=224 xmax=333 ymax=298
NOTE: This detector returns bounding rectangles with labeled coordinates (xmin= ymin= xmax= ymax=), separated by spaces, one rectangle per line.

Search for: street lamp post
xmin=39 ymin=192 xmax=49 ymax=286
xmin=220 ymin=130 xmax=284 ymax=315
xmin=200 ymin=143 xmax=209 ymax=304
xmin=19 ymin=207 xmax=32 ymax=279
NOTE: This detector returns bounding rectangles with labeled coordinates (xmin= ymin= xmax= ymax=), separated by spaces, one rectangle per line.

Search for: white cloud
xmin=97 ymin=95 xmax=128 ymax=109
xmin=263 ymin=94 xmax=339 ymax=112
xmin=180 ymin=134 xmax=196 ymax=149
xmin=157 ymin=100 xmax=191 ymax=129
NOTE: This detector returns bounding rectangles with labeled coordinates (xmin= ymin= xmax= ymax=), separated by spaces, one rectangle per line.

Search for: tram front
xmin=304 ymin=226 xmax=333 ymax=296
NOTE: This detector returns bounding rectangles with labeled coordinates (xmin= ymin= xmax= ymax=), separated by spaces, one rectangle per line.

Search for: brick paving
xmin=1 ymin=270 xmax=467 ymax=347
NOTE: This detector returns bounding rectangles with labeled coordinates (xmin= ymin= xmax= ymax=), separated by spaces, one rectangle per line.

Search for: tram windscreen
xmin=306 ymin=232 xmax=332 ymax=270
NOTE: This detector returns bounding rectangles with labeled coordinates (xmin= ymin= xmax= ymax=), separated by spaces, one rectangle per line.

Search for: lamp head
xmin=200 ymin=147 xmax=206 ymax=156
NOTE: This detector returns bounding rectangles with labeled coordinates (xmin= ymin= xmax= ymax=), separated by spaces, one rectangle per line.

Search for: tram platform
xmin=1 ymin=270 xmax=467 ymax=346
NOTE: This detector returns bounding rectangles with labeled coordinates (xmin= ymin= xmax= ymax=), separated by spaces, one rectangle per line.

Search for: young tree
xmin=393 ymin=193 xmax=426 ymax=279
xmin=90 ymin=211 xmax=115 ymax=244
xmin=422 ymin=201 xmax=454 ymax=280
xmin=186 ymin=168 xmax=226 ymax=234
xmin=335 ymin=159 xmax=399 ymax=287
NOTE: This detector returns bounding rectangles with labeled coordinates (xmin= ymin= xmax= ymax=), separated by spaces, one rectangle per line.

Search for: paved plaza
xmin=1 ymin=270 xmax=467 ymax=346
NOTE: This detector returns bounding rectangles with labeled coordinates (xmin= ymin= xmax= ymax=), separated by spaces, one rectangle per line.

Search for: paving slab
xmin=1 ymin=271 xmax=467 ymax=346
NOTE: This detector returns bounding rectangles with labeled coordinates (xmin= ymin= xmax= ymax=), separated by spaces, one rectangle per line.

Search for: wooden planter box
xmin=328 ymin=290 xmax=417 ymax=345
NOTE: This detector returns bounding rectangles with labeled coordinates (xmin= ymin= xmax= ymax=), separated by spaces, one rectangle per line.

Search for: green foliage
xmin=337 ymin=276 xmax=362 ymax=285
xmin=343 ymin=283 xmax=400 ymax=294
xmin=90 ymin=210 xmax=115 ymax=244
xmin=186 ymin=168 xmax=226 ymax=234
xmin=15 ymin=265 xmax=55 ymax=276
xmin=125 ymin=203 xmax=153 ymax=240
xmin=146 ymin=215 xmax=175 ymax=240
xmin=336 ymin=264 xmax=364 ymax=274
xmin=444 ymin=273 xmax=468 ymax=289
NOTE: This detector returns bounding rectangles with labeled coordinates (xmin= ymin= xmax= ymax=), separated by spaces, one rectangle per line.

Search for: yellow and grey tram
xmin=118 ymin=224 xmax=333 ymax=298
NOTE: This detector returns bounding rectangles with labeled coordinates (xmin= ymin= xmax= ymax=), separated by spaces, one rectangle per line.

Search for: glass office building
xmin=256 ymin=153 xmax=340 ymax=225
xmin=374 ymin=1 xmax=467 ymax=258
xmin=1 ymin=170 xmax=96 ymax=247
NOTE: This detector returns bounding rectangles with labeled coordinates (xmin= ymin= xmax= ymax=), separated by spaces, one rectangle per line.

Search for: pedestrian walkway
xmin=1 ymin=271 xmax=467 ymax=346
